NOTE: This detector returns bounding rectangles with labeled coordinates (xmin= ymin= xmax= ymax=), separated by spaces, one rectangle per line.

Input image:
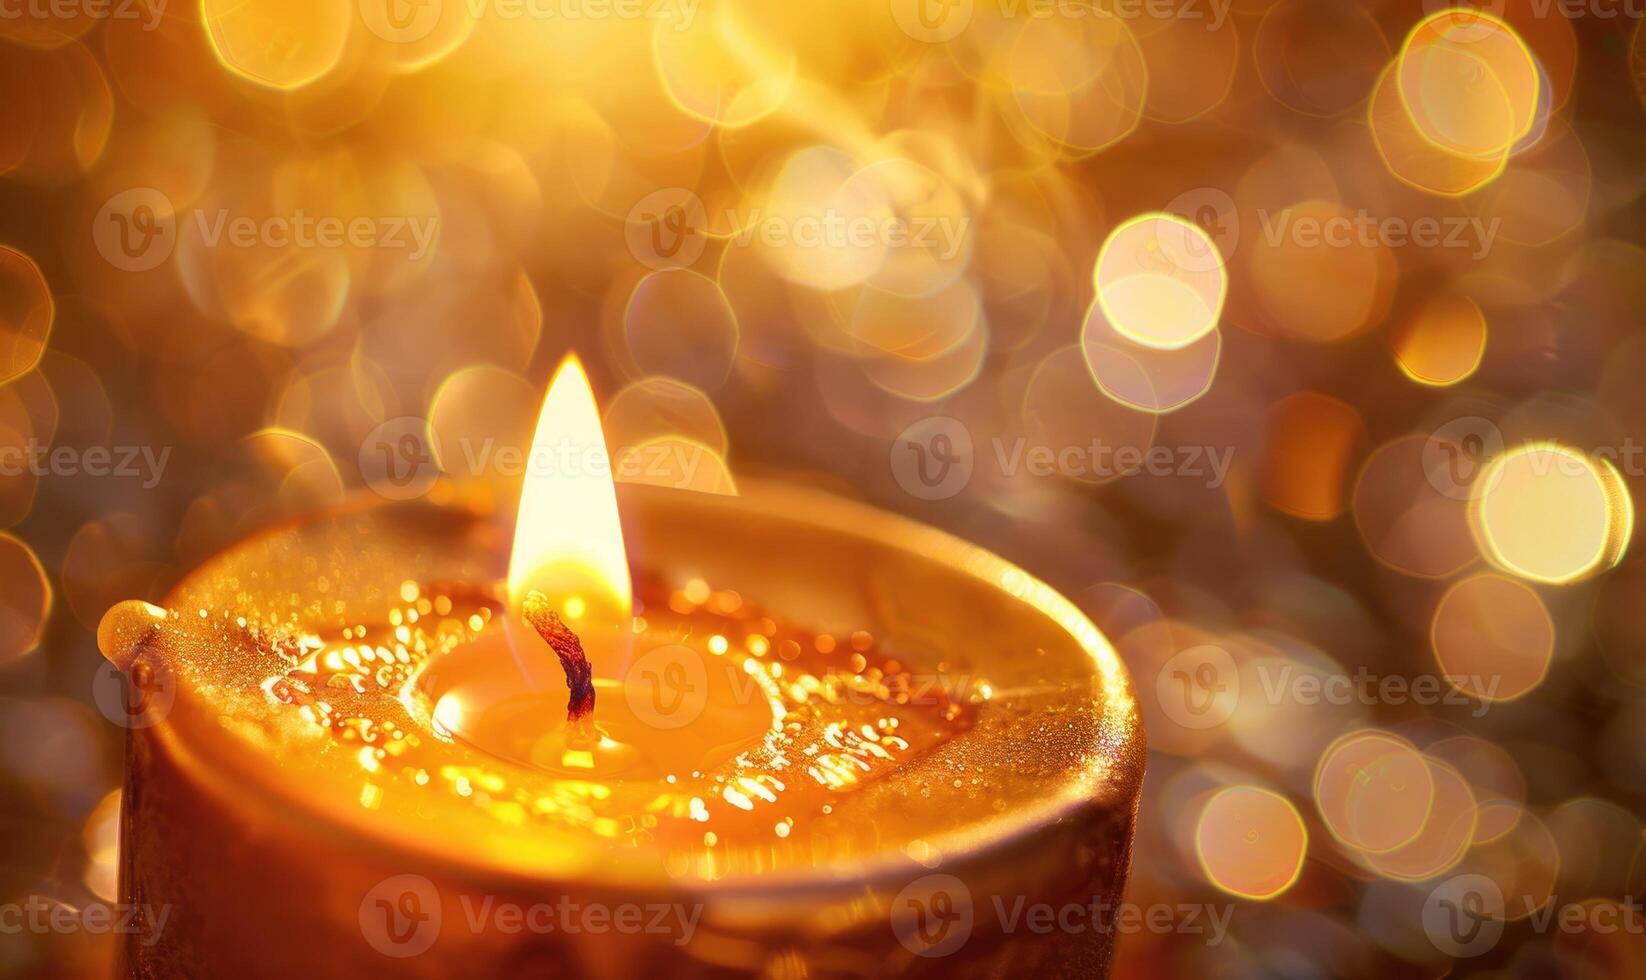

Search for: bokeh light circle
xmin=624 ymin=269 xmax=741 ymax=391
xmin=1196 ymin=785 xmax=1308 ymax=901
xmin=1470 ymin=443 xmax=1634 ymax=584
xmin=1093 ymin=213 xmax=1227 ymax=351
xmin=1431 ymin=573 xmax=1553 ymax=702
xmin=1394 ymin=294 xmax=1487 ymax=388
xmin=0 ymin=245 xmax=53 ymax=386
xmin=1397 ymin=10 xmax=1540 ymax=161
xmin=1315 ymin=730 xmax=1436 ymax=856
xmin=0 ymin=532 xmax=51 ymax=663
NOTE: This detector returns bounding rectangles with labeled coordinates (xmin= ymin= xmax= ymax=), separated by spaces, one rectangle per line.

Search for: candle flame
xmin=507 ymin=356 xmax=633 ymax=621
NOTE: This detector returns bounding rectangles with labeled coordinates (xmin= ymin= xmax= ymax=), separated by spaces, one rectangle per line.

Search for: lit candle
xmin=99 ymin=356 xmax=1143 ymax=976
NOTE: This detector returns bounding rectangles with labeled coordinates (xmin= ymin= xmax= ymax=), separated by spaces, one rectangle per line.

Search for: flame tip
xmin=551 ymin=352 xmax=589 ymax=380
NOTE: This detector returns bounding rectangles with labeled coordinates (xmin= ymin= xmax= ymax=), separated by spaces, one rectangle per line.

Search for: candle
xmin=99 ymin=357 xmax=1143 ymax=976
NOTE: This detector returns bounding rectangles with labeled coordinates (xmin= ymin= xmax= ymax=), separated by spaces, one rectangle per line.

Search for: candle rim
xmin=136 ymin=478 xmax=1146 ymax=890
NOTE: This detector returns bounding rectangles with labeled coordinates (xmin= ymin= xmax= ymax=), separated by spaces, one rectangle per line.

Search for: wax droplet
xmin=96 ymin=600 xmax=168 ymax=671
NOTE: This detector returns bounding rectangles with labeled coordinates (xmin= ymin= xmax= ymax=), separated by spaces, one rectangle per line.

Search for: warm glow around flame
xmin=507 ymin=356 xmax=633 ymax=620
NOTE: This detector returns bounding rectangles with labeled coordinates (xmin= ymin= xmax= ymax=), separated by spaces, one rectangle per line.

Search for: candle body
xmin=121 ymin=725 xmax=1136 ymax=976
xmin=108 ymin=484 xmax=1145 ymax=976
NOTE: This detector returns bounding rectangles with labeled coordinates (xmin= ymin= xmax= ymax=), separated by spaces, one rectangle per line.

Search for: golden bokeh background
xmin=2 ymin=0 xmax=1646 ymax=974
